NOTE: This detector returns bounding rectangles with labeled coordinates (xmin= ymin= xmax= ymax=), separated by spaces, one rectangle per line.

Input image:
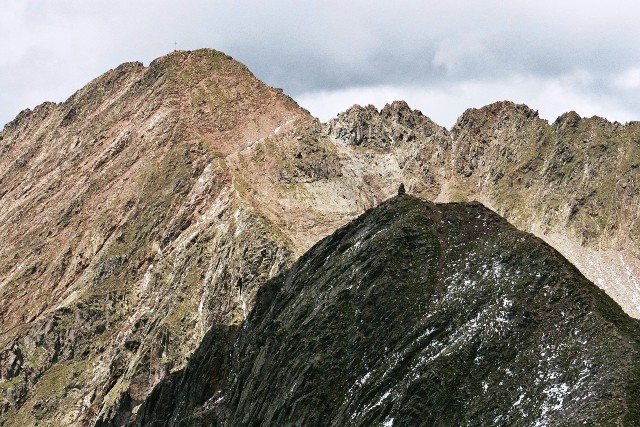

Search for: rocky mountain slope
xmin=0 ymin=49 xmax=307 ymax=425
xmin=322 ymin=101 xmax=640 ymax=318
xmin=131 ymin=195 xmax=640 ymax=426
xmin=0 ymin=48 xmax=639 ymax=425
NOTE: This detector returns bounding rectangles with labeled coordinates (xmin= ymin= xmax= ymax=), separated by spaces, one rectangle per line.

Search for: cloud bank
xmin=2 ymin=0 xmax=639 ymax=128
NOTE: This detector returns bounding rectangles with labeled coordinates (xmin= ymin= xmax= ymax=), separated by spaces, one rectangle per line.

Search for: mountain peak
xmin=327 ymin=100 xmax=444 ymax=147
xmin=452 ymin=100 xmax=540 ymax=131
xmin=146 ymin=48 xmax=246 ymax=77
xmin=134 ymin=195 xmax=640 ymax=426
xmin=3 ymin=48 xmax=640 ymax=427
xmin=553 ymin=110 xmax=582 ymax=128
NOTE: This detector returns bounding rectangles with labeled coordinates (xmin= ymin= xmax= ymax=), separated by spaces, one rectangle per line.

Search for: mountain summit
xmin=0 ymin=49 xmax=310 ymax=424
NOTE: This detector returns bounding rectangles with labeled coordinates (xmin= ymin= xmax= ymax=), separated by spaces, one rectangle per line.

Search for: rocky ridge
xmin=132 ymin=196 xmax=640 ymax=426
xmin=0 ymin=49 xmax=639 ymax=425
xmin=322 ymin=101 xmax=640 ymax=317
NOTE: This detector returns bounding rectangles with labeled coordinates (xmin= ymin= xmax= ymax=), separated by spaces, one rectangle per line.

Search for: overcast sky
xmin=2 ymin=1 xmax=639 ymax=128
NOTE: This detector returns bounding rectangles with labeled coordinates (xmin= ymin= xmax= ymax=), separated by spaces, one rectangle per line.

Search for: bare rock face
xmin=0 ymin=49 xmax=639 ymax=426
xmin=327 ymin=101 xmax=442 ymax=148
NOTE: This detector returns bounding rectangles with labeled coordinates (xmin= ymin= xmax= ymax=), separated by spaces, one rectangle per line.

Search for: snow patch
xmin=141 ymin=264 xmax=154 ymax=290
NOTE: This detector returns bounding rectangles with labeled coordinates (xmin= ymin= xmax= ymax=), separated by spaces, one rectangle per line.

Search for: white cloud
xmin=2 ymin=0 xmax=640 ymax=127
xmin=432 ymin=34 xmax=490 ymax=75
xmin=614 ymin=68 xmax=640 ymax=90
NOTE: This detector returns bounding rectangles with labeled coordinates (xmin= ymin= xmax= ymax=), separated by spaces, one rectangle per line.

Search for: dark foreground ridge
xmin=132 ymin=195 xmax=640 ymax=426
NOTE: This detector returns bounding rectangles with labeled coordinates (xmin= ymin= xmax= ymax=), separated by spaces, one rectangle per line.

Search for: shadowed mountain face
xmin=0 ymin=49 xmax=639 ymax=425
xmin=132 ymin=196 xmax=640 ymax=426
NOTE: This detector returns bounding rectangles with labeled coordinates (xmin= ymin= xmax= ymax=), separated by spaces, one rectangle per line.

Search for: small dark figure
xmin=397 ymin=183 xmax=406 ymax=195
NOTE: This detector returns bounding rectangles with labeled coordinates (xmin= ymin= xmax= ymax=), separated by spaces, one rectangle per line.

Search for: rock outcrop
xmin=321 ymin=101 xmax=640 ymax=318
xmin=443 ymin=102 xmax=640 ymax=318
xmin=326 ymin=101 xmax=442 ymax=148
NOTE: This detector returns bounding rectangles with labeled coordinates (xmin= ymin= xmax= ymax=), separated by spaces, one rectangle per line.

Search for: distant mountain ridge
xmin=0 ymin=48 xmax=639 ymax=425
